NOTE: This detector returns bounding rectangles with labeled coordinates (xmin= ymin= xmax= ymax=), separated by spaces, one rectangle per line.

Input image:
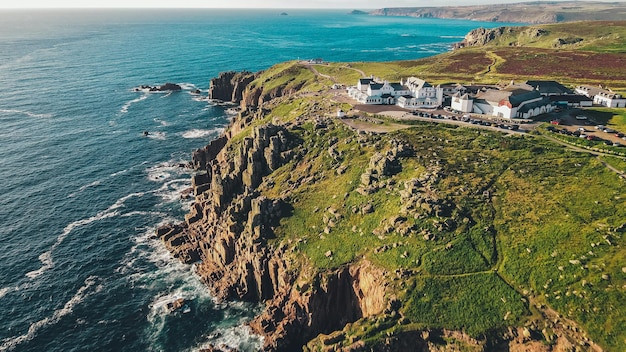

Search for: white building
xmin=456 ymin=84 xmax=554 ymax=119
xmin=451 ymin=92 xmax=473 ymax=113
xmin=575 ymin=85 xmax=626 ymax=108
xmin=348 ymin=77 xmax=443 ymax=108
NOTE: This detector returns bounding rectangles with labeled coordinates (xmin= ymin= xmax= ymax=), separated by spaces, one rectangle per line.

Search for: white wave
xmin=153 ymin=118 xmax=169 ymax=127
xmin=180 ymin=128 xmax=222 ymax=139
xmin=0 ymin=287 xmax=12 ymax=299
xmin=0 ymin=109 xmax=53 ymax=119
xmin=193 ymin=95 xmax=210 ymax=102
xmin=25 ymin=192 xmax=145 ymax=279
xmin=178 ymin=82 xmax=198 ymax=91
xmin=67 ymin=180 xmax=102 ymax=198
xmin=146 ymin=162 xmax=188 ymax=183
xmin=121 ymin=211 xmax=168 ymax=218
xmin=120 ymin=94 xmax=148 ymax=114
xmin=145 ymin=131 xmax=167 ymax=140
xmin=0 ymin=276 xmax=103 ymax=351
xmin=154 ymin=178 xmax=192 ymax=204
xmin=110 ymin=169 xmax=129 ymax=177
xmin=192 ymin=325 xmax=264 ymax=352
xmin=161 ymin=91 xmax=173 ymax=99
xmin=440 ymin=35 xmax=465 ymax=39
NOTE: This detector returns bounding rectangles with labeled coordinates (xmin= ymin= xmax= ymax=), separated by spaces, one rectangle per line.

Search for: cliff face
xmin=208 ymin=71 xmax=257 ymax=103
xmin=452 ymin=26 xmax=514 ymax=49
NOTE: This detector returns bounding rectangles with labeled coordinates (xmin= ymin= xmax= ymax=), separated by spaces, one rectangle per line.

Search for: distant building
xmin=575 ymin=85 xmax=626 ymax=108
xmin=308 ymin=58 xmax=324 ymax=64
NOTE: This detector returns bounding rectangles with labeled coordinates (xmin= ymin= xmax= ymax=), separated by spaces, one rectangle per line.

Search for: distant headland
xmin=364 ymin=1 xmax=626 ymax=24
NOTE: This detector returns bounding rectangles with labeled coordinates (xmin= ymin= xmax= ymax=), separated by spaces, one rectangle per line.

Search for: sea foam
xmin=0 ymin=276 xmax=103 ymax=351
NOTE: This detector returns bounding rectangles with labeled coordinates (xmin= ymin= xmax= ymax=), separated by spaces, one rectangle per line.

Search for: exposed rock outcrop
xmin=208 ymin=71 xmax=257 ymax=103
xmin=250 ymin=261 xmax=387 ymax=351
xmin=453 ymin=26 xmax=514 ymax=49
xmin=135 ymin=82 xmax=182 ymax=92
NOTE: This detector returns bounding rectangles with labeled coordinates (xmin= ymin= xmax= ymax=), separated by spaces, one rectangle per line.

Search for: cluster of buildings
xmin=348 ymin=76 xmax=625 ymax=119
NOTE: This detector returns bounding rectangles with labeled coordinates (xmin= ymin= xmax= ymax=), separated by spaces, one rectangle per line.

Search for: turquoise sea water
xmin=0 ymin=9 xmax=520 ymax=351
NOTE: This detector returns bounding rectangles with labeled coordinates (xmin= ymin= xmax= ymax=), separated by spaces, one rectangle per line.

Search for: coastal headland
xmin=368 ymin=1 xmax=626 ymax=24
xmin=158 ymin=21 xmax=626 ymax=351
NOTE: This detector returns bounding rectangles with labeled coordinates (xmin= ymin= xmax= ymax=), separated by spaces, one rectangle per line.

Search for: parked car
xmin=575 ymin=115 xmax=588 ymax=120
xmin=577 ymin=127 xmax=586 ymax=132
xmin=613 ymin=142 xmax=622 ymax=147
xmin=603 ymin=128 xmax=615 ymax=133
xmin=595 ymin=125 xmax=605 ymax=130
xmin=615 ymin=132 xmax=624 ymax=138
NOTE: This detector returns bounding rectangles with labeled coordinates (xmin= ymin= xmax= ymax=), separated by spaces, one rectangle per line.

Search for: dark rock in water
xmin=280 ymin=12 xmax=288 ymax=16
xmin=350 ymin=10 xmax=368 ymax=15
xmin=192 ymin=89 xmax=202 ymax=94
xmin=158 ymin=82 xmax=182 ymax=91
xmin=143 ymin=131 xmax=149 ymax=136
xmin=138 ymin=83 xmax=182 ymax=92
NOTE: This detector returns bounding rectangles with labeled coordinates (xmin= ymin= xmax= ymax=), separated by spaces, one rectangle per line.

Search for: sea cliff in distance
xmin=368 ymin=1 xmax=626 ymax=24
xmin=159 ymin=20 xmax=626 ymax=351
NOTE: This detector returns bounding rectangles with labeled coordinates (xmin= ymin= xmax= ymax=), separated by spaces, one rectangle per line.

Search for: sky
xmin=1 ymin=0 xmax=617 ymax=9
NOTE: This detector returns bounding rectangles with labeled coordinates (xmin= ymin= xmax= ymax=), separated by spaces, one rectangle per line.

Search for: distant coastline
xmin=367 ymin=1 xmax=626 ymax=24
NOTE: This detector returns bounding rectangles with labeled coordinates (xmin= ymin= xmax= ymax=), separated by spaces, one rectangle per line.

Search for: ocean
xmin=0 ymin=9 xmax=519 ymax=351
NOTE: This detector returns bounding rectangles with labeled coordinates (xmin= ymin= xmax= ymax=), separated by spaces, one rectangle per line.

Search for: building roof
xmin=390 ymin=83 xmax=409 ymax=91
xmin=548 ymin=94 xmax=593 ymax=103
xmin=359 ymin=78 xmax=375 ymax=85
xmin=577 ymin=85 xmax=623 ymax=99
xmin=476 ymin=89 xmax=513 ymax=104
xmin=517 ymin=97 xmax=552 ymax=113
xmin=405 ymin=77 xmax=432 ymax=90
xmin=508 ymin=90 xmax=542 ymax=107
xmin=525 ymin=80 xmax=572 ymax=95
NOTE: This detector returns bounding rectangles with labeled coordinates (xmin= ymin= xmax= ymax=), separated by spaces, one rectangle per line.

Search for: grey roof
xmin=548 ymin=94 xmax=593 ymax=103
xmin=509 ymin=90 xmax=542 ymax=107
xmin=525 ymin=80 xmax=572 ymax=95
xmin=390 ymin=83 xmax=409 ymax=91
xmin=517 ymin=97 xmax=552 ymax=113
xmin=369 ymin=83 xmax=383 ymax=90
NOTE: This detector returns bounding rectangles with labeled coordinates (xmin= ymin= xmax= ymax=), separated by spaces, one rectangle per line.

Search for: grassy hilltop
xmin=196 ymin=21 xmax=626 ymax=350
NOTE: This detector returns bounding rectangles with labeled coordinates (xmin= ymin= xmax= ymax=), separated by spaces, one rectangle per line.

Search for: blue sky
xmin=2 ymin=0 xmax=621 ymax=9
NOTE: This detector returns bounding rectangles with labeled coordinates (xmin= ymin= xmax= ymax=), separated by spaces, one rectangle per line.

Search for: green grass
xmin=584 ymin=108 xmax=626 ymax=131
xmin=404 ymin=273 xmax=528 ymax=337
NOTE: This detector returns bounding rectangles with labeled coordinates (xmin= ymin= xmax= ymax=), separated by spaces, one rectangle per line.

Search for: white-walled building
xmin=451 ymin=92 xmax=473 ymax=113
xmin=575 ymin=85 xmax=626 ymax=108
xmin=348 ymin=77 xmax=443 ymax=108
xmin=453 ymin=83 xmax=554 ymax=119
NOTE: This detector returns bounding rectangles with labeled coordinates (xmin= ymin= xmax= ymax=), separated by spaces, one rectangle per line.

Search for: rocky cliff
xmin=452 ymin=26 xmax=515 ymax=49
xmin=208 ymin=71 xmax=257 ymax=103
